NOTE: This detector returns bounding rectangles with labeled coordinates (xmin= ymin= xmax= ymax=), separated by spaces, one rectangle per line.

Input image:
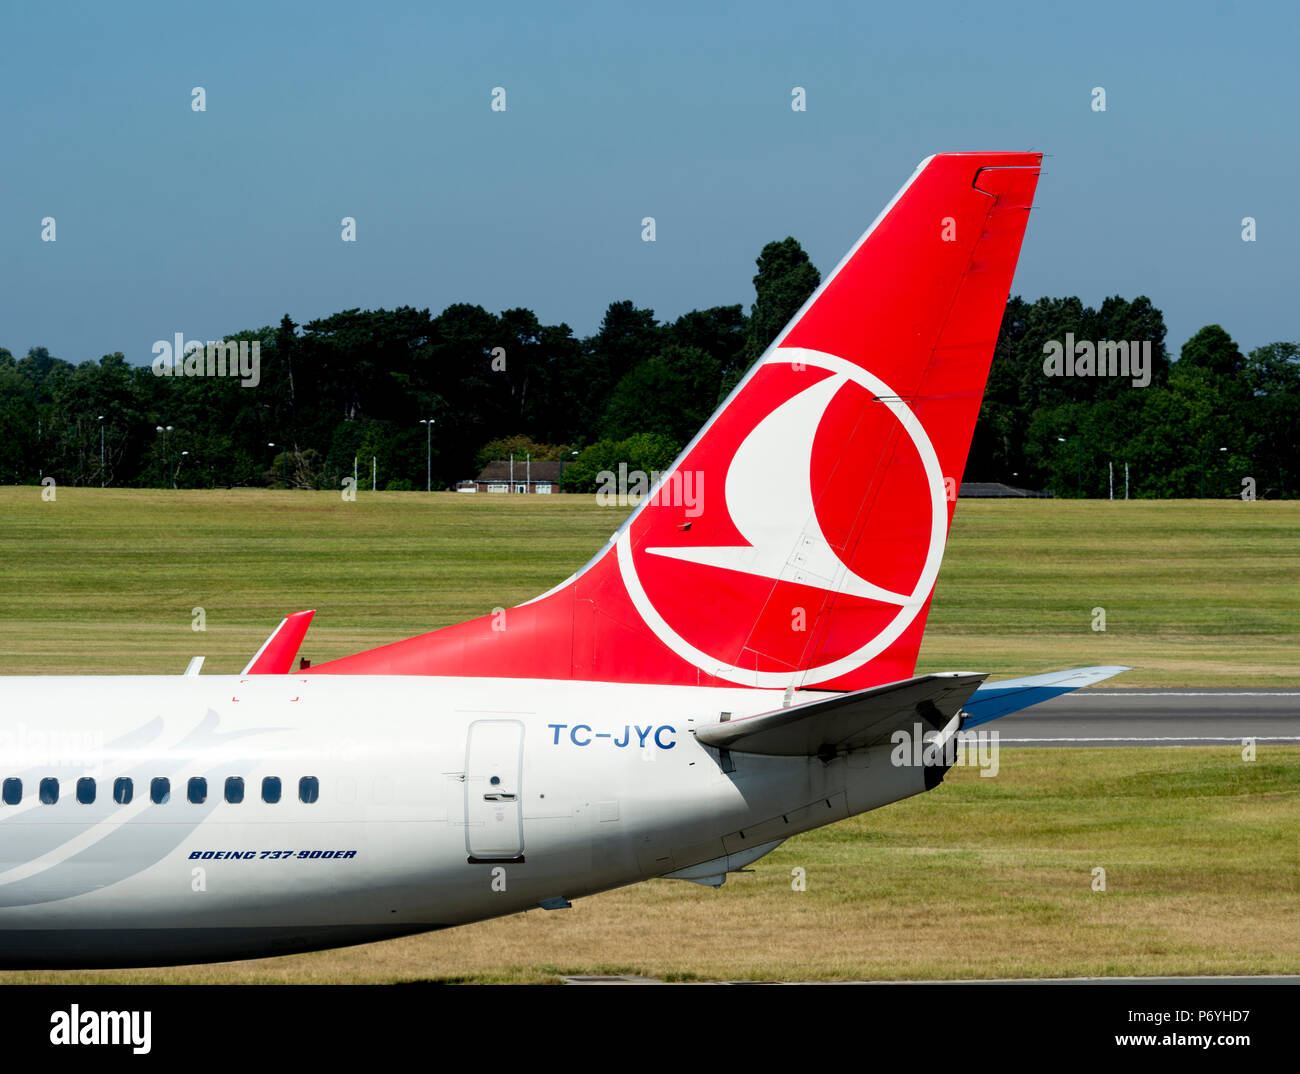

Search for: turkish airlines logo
xmin=616 ymin=347 xmax=948 ymax=687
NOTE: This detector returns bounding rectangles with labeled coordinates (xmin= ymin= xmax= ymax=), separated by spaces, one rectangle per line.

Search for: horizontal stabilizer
xmin=960 ymin=666 xmax=1131 ymax=728
xmin=242 ymin=611 xmax=315 ymax=675
xmin=695 ymin=672 xmax=986 ymax=757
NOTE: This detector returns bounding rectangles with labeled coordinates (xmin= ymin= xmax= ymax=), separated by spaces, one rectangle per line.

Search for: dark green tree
xmin=738 ymin=237 xmax=820 ymax=375
xmin=600 ymin=344 xmax=721 ymax=444
xmin=562 ymin=432 xmax=682 ymax=494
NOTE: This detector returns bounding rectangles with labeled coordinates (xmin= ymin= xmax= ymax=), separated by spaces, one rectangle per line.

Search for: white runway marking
xmin=998 ymin=736 xmax=1300 ymax=743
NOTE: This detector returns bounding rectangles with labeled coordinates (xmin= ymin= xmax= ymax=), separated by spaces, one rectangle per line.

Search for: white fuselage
xmin=0 ymin=674 xmax=930 ymax=967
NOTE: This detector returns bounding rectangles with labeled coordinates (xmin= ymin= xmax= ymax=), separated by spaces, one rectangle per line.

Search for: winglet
xmin=961 ymin=666 xmax=1130 ymax=728
xmin=242 ymin=611 xmax=315 ymax=675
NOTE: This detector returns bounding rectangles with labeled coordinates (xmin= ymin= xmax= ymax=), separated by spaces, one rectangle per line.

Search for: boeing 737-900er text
xmin=0 ymin=152 xmax=1126 ymax=969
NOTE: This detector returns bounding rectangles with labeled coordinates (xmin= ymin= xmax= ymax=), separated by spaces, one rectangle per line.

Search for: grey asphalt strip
xmin=986 ymin=688 xmax=1300 ymax=746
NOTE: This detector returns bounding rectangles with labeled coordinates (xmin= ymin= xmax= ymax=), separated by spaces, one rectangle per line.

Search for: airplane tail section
xmin=312 ymin=153 xmax=1042 ymax=689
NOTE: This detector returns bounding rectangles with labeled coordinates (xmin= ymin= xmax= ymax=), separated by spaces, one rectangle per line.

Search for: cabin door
xmin=464 ymin=719 xmax=525 ymax=862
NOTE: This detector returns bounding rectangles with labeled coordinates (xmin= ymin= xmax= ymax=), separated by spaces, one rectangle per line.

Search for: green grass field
xmin=0 ymin=489 xmax=1295 ymax=684
xmin=0 ymin=488 xmax=1296 ymax=982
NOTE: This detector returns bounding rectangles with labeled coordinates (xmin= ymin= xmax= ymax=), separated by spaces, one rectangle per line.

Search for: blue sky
xmin=2 ymin=0 xmax=1296 ymax=365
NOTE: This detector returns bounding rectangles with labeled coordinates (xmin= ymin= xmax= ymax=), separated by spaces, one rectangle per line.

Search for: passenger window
xmin=187 ymin=777 xmax=207 ymax=804
xmin=225 ymin=776 xmax=244 ymax=804
xmin=2 ymin=778 xmax=20 ymax=805
xmin=151 ymin=777 xmax=170 ymax=804
xmin=113 ymin=777 xmax=133 ymax=805
xmin=262 ymin=776 xmax=281 ymax=804
xmin=76 ymin=777 xmax=95 ymax=805
xmin=299 ymin=776 xmax=319 ymax=804
xmin=39 ymin=778 xmax=59 ymax=805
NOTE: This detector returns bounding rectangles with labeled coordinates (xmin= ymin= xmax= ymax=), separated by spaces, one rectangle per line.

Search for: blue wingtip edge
xmin=961 ymin=665 xmax=1132 ymax=728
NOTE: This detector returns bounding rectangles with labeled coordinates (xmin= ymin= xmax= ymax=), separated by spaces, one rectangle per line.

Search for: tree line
xmin=1 ymin=237 xmax=1295 ymax=498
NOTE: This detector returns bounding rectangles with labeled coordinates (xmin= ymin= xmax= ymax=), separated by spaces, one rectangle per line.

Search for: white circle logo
xmin=616 ymin=346 xmax=949 ymax=687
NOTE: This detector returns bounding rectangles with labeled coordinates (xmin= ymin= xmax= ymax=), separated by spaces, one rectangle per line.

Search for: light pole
xmin=156 ymin=425 xmax=174 ymax=488
xmin=1057 ymin=436 xmax=1081 ymax=498
xmin=419 ymin=419 xmax=434 ymax=492
xmin=98 ymin=415 xmax=105 ymax=487
xmin=179 ymin=450 xmax=189 ymax=488
xmin=1199 ymin=446 xmax=1227 ymax=499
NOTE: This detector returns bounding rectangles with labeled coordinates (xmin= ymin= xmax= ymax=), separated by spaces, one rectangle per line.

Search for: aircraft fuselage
xmin=0 ymin=675 xmax=928 ymax=968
